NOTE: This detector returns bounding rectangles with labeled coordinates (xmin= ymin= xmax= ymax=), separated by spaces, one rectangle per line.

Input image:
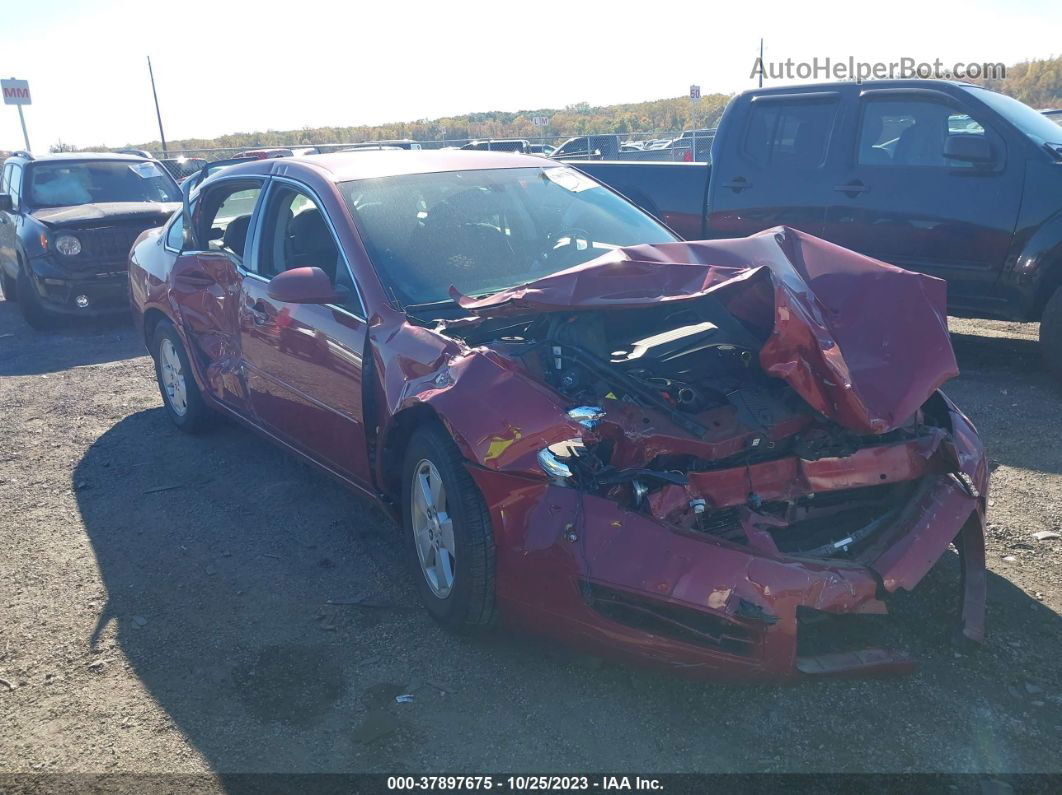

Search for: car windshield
xmin=966 ymin=86 xmax=1062 ymax=145
xmin=28 ymin=160 xmax=180 ymax=208
xmin=340 ymin=166 xmax=678 ymax=308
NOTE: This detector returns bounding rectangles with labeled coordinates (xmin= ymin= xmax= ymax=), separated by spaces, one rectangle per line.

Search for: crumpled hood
xmin=31 ymin=202 xmax=179 ymax=227
xmin=451 ymin=226 xmax=958 ymax=435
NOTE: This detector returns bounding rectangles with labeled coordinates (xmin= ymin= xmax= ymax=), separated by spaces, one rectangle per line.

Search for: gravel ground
xmin=0 ymin=297 xmax=1060 ymax=776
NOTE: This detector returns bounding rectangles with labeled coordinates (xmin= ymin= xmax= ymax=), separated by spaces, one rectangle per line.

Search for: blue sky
xmin=2 ymin=0 xmax=1059 ymax=150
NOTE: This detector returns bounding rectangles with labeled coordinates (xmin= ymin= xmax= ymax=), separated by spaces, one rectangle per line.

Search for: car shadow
xmin=946 ymin=329 xmax=1062 ymax=475
xmin=75 ymin=408 xmax=1062 ymax=776
xmin=0 ymin=297 xmax=143 ymax=376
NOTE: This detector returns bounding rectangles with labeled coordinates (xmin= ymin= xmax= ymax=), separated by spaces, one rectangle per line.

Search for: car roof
xmin=739 ymin=78 xmax=985 ymax=97
xmin=213 ymin=149 xmax=558 ymax=183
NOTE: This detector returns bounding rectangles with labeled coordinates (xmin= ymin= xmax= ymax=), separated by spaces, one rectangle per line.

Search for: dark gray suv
xmin=0 ymin=151 xmax=180 ymax=328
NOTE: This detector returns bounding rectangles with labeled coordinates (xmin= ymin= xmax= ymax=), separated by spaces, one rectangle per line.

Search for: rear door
xmin=0 ymin=164 xmax=16 ymax=275
xmin=707 ymin=91 xmax=842 ymax=238
xmin=823 ymin=87 xmax=1023 ymax=303
xmin=237 ymin=177 xmax=371 ymax=485
xmin=0 ymin=164 xmax=24 ymax=278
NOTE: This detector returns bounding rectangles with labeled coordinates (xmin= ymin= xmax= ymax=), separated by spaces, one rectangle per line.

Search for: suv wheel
xmin=16 ymin=266 xmax=56 ymax=330
xmin=152 ymin=319 xmax=212 ymax=432
xmin=401 ymin=423 xmax=496 ymax=632
xmin=1041 ymin=284 xmax=1062 ymax=378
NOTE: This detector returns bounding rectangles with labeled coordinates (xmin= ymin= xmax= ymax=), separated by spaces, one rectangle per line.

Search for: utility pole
xmin=759 ymin=39 xmax=764 ymax=88
xmin=147 ymin=56 xmax=168 ymax=157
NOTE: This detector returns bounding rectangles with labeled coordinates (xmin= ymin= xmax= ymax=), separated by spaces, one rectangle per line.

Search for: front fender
xmin=1006 ymin=208 xmax=1062 ymax=319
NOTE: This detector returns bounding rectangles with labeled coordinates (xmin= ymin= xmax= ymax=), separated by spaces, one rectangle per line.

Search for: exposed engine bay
xmin=443 ymin=293 xmax=961 ymax=563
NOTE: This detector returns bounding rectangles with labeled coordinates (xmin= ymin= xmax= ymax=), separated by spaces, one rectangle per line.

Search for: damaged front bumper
xmin=466 ymin=396 xmax=986 ymax=681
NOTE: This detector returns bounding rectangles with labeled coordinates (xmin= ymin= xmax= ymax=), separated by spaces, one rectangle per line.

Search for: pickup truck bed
xmin=571 ymin=161 xmax=710 ymax=241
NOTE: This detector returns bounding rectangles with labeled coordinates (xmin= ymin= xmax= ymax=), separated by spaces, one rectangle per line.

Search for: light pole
xmin=147 ymin=56 xmax=168 ymax=157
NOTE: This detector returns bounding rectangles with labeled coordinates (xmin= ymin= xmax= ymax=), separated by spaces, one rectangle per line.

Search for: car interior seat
xmin=288 ymin=208 xmax=339 ymax=281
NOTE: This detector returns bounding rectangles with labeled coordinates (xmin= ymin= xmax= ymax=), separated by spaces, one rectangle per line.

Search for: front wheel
xmin=401 ymin=424 xmax=496 ymax=632
xmin=17 ymin=266 xmax=56 ymax=330
xmin=1040 ymin=285 xmax=1062 ymax=378
xmin=151 ymin=319 xmax=212 ymax=433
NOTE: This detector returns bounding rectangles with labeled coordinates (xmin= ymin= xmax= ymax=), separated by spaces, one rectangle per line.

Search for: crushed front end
xmin=405 ymin=227 xmax=987 ymax=680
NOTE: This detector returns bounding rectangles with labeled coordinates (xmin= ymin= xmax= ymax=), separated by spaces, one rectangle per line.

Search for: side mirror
xmin=943 ymin=135 xmax=994 ymax=164
xmin=0 ymin=194 xmax=12 ymax=212
xmin=267 ymin=267 xmax=341 ymax=304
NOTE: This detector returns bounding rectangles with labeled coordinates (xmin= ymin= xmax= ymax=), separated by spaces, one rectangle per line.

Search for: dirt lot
xmin=1 ymin=296 xmax=1060 ymax=777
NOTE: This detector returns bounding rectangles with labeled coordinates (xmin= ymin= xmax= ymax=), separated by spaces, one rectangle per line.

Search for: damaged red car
xmin=128 ymin=151 xmax=988 ymax=680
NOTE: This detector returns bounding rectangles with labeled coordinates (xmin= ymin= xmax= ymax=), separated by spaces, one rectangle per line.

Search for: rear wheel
xmin=16 ymin=265 xmax=56 ymax=330
xmin=152 ymin=319 xmax=212 ymax=433
xmin=1040 ymin=284 xmax=1062 ymax=378
xmin=401 ymin=423 xmax=496 ymax=632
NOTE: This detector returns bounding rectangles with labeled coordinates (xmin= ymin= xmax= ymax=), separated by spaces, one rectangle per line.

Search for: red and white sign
xmin=2 ymin=79 xmax=31 ymax=106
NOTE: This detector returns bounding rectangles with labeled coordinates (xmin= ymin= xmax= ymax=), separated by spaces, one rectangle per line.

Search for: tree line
xmin=56 ymin=56 xmax=1062 ymax=155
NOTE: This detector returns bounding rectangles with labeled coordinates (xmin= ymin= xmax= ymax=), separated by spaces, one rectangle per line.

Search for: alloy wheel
xmin=158 ymin=338 xmax=188 ymax=417
xmin=410 ymin=459 xmax=456 ymax=598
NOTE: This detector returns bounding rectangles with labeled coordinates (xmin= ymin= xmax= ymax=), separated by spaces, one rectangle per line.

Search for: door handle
xmin=834 ymin=180 xmax=869 ymax=196
xmin=723 ymin=177 xmax=752 ymax=193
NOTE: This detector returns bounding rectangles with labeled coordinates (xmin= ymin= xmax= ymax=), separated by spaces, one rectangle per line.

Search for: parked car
xmin=1042 ymin=108 xmax=1062 ymax=126
xmin=572 ymin=80 xmax=1062 ymax=374
xmin=460 ymin=139 xmax=532 ymax=153
xmin=344 ymin=140 xmax=423 ymax=151
xmin=128 ymin=150 xmax=986 ymax=680
xmin=528 ymin=143 xmax=556 ymax=156
xmin=670 ymin=128 xmax=716 ymax=162
xmin=234 ymin=148 xmax=295 ymax=160
xmin=158 ymin=156 xmax=208 ymax=183
xmin=549 ymin=134 xmax=621 ymax=160
xmin=0 ymin=151 xmax=181 ymax=327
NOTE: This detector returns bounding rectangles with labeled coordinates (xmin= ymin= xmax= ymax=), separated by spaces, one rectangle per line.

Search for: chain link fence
xmin=141 ymin=128 xmax=715 ymax=179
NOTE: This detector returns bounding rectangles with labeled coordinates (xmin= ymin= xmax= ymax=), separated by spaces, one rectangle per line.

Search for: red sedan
xmin=128 ymin=151 xmax=987 ymax=680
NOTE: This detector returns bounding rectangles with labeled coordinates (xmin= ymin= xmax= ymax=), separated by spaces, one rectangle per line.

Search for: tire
xmin=0 ymin=268 xmax=16 ymax=302
xmin=1041 ymin=284 xmax=1062 ymax=379
xmin=401 ymin=423 xmax=496 ymax=632
xmin=16 ymin=265 xmax=56 ymax=330
xmin=151 ymin=319 xmax=212 ymax=433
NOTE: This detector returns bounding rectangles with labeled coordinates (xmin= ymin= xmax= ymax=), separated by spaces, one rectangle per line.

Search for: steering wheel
xmin=543 ymin=228 xmax=592 ymax=264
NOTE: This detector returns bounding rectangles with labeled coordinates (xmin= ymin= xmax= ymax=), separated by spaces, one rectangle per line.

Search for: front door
xmin=237 ymin=179 xmax=371 ymax=485
xmin=823 ymin=89 xmax=1022 ymax=308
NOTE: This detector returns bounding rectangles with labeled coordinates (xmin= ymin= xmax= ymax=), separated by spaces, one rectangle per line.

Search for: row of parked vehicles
xmin=0 ymin=78 xmax=1058 ymax=680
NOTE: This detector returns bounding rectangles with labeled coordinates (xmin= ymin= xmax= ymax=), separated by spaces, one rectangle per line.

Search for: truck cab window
xmin=858 ymin=100 xmax=993 ymax=168
xmin=742 ymin=100 xmax=837 ymax=168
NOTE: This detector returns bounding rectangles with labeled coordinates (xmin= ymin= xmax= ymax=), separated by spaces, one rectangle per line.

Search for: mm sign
xmin=2 ymin=79 xmax=31 ymax=105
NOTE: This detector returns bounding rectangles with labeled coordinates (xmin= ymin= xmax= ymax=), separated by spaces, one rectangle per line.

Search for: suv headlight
xmin=55 ymin=234 xmax=82 ymax=256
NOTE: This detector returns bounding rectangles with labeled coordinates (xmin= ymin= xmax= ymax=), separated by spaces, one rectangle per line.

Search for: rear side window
xmin=8 ymin=164 xmax=22 ymax=207
xmin=195 ymin=182 xmax=263 ymax=264
xmin=742 ymin=99 xmax=838 ymax=168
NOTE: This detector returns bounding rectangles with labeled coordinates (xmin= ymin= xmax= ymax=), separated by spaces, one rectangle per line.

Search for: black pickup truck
xmin=573 ymin=80 xmax=1062 ymax=373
